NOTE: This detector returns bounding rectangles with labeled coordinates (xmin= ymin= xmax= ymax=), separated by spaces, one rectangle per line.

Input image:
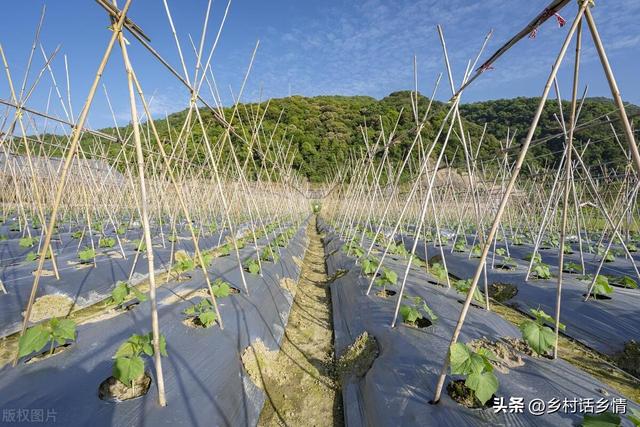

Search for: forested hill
xmin=94 ymin=92 xmax=638 ymax=182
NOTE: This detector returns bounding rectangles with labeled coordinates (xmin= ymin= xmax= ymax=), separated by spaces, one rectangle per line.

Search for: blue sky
xmin=0 ymin=0 xmax=638 ymax=130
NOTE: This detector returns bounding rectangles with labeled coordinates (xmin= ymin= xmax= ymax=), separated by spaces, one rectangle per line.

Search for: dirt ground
xmin=243 ymin=216 xmax=343 ymax=426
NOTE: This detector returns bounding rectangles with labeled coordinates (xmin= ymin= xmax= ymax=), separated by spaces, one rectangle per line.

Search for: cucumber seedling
xmin=112 ymin=333 xmax=167 ymax=387
xmin=345 ymin=241 xmax=364 ymax=258
xmin=610 ymin=275 xmax=637 ymax=289
xmin=453 ymin=239 xmax=467 ymax=252
xmin=18 ymin=318 xmax=77 ymax=359
xmin=449 ymin=342 xmax=499 ymax=406
xmin=375 ymin=266 xmax=397 ymax=296
xmin=109 ymin=281 xmax=148 ymax=306
xmin=131 ymin=239 xmax=147 ymax=253
xmin=360 ymin=255 xmax=379 ymax=276
xmin=211 ymin=278 xmax=233 ymax=298
xmin=173 ymin=250 xmax=195 ymax=280
xmin=590 ymin=275 xmax=614 ymax=298
xmin=563 ymin=262 xmax=581 ymax=274
xmin=399 ymin=295 xmax=437 ymax=326
xmin=99 ymin=237 xmax=116 ymax=248
xmin=19 ymin=236 xmax=37 ymax=248
xmin=429 ymin=262 xmax=449 ymax=284
xmin=520 ymin=308 xmax=565 ymax=355
xmin=470 ymin=244 xmax=482 ymax=258
xmin=244 ymin=258 xmax=261 ymax=275
xmin=78 ymin=247 xmax=96 ymax=263
xmin=183 ymin=299 xmax=217 ymax=328
xmin=260 ymin=245 xmax=280 ymax=263
xmin=454 ymin=279 xmax=483 ymax=303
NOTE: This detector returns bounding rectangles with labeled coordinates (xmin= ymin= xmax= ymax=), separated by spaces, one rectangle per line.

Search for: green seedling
xmin=523 ymin=252 xmax=541 ymax=263
xmin=19 ymin=236 xmax=37 ymax=248
xmin=563 ymin=262 xmax=581 ymax=273
xmin=174 ymin=250 xmax=195 ymax=274
xmin=610 ymin=275 xmax=637 ymax=289
xmin=183 ymin=299 xmax=217 ymax=328
xmin=520 ymin=308 xmax=565 ymax=355
xmin=581 ymin=412 xmax=621 ymax=427
xmin=113 ymin=333 xmax=167 ymax=386
xmin=375 ymin=266 xmax=397 ymax=295
xmin=388 ymin=242 xmax=409 ymax=258
xmin=78 ymin=247 xmax=96 ymax=263
xmin=360 ymin=255 xmax=379 ymax=276
xmin=99 ymin=237 xmax=116 ymax=248
xmin=131 ymin=239 xmax=147 ymax=253
xmin=449 ymin=342 xmax=499 ymax=405
xmin=531 ymin=262 xmax=552 ymax=280
xmin=399 ymin=295 xmax=437 ymax=325
xmin=260 ymin=245 xmax=280 ymax=263
xmin=470 ymin=245 xmax=482 ymax=258
xmin=453 ymin=240 xmax=466 ymax=252
xmin=454 ymin=279 xmax=483 ymax=303
xmin=430 ymin=262 xmax=448 ymax=283
xmin=211 ymin=278 xmax=232 ymax=298
xmin=109 ymin=281 xmax=147 ymax=306
xmin=591 ymin=275 xmax=614 ymax=298
xmin=18 ymin=318 xmax=77 ymax=358
xmin=345 ymin=241 xmax=364 ymax=258
xmin=218 ymin=243 xmax=231 ymax=256
xmin=244 ymin=258 xmax=261 ymax=275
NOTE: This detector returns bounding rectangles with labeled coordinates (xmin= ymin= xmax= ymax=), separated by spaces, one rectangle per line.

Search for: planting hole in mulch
xmin=376 ymin=289 xmax=397 ymax=298
xmin=468 ymin=337 xmax=524 ymax=373
xmin=336 ymin=331 xmax=379 ymax=384
xmin=612 ymin=340 xmax=640 ymax=378
xmin=182 ymin=316 xmax=216 ymax=329
xmin=405 ymin=317 xmax=433 ymax=328
xmin=427 ymin=255 xmax=443 ymax=267
xmin=488 ymin=282 xmax=518 ymax=303
xmin=447 ymin=379 xmax=495 ymax=409
xmin=456 ymin=299 xmax=485 ymax=310
xmin=172 ymin=273 xmax=193 ymax=283
xmin=583 ymin=293 xmax=612 ymax=300
xmin=98 ymin=373 xmax=152 ymax=402
xmin=116 ymin=299 xmax=140 ymax=312
xmin=32 ymin=269 xmax=56 ymax=277
xmin=25 ymin=343 xmax=72 ymax=365
xmin=494 ymin=263 xmax=515 ymax=271
xmin=329 ymin=268 xmax=348 ymax=281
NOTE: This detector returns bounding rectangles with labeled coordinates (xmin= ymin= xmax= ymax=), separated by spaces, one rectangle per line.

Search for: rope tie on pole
xmin=529 ymin=9 xmax=567 ymax=38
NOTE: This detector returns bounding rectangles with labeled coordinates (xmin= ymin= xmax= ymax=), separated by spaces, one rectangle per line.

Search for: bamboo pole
xmin=554 ymin=18 xmax=582 ymax=359
xmin=432 ymin=2 xmax=589 ymax=402
xmin=13 ymin=0 xmax=134 ymax=367
xmin=117 ymin=21 xmax=167 ymax=406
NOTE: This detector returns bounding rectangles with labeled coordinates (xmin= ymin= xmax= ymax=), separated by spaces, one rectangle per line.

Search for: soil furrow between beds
xmin=252 ymin=216 xmax=343 ymax=426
